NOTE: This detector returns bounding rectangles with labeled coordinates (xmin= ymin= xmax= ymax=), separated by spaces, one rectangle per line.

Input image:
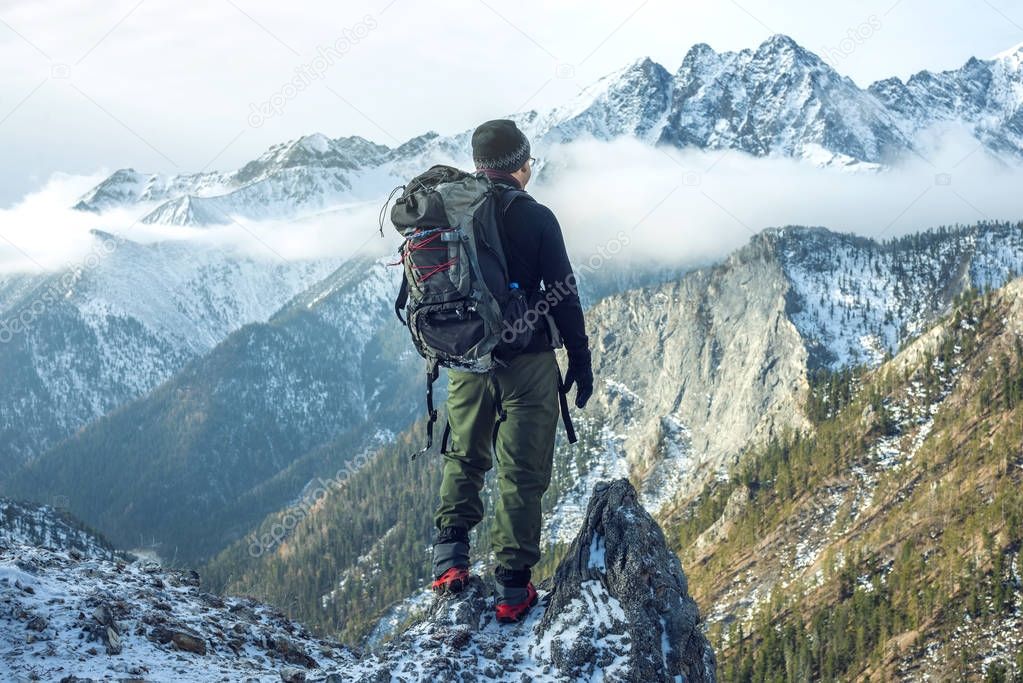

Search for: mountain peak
xmin=993 ymin=40 xmax=1023 ymax=68
xmin=754 ymin=33 xmax=827 ymax=68
xmin=295 ymin=132 xmax=331 ymax=153
xmin=761 ymin=33 xmax=800 ymax=50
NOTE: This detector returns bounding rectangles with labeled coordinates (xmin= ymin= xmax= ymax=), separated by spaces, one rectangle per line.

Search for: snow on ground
xmin=0 ymin=543 xmax=355 ymax=682
xmin=544 ymin=420 xmax=630 ymax=548
xmin=363 ymin=586 xmax=434 ymax=650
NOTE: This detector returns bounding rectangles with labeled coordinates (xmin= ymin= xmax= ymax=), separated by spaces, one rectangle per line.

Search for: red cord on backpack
xmin=414 ymin=258 xmax=458 ymax=282
xmin=406 ymin=229 xmax=458 ymax=282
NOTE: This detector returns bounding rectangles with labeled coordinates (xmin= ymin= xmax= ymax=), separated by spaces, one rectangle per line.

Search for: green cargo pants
xmin=434 ymin=350 xmax=561 ymax=571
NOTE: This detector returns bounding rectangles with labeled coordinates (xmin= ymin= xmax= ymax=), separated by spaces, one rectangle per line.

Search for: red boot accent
xmin=431 ymin=566 xmax=469 ymax=594
xmin=495 ymin=582 xmax=538 ymax=623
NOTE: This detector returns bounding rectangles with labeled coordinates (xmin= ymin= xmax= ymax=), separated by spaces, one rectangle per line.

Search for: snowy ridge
xmin=0 ymin=481 xmax=714 ymax=682
xmin=0 ymin=499 xmax=117 ymax=561
xmin=772 ymin=222 xmax=1023 ymax=369
xmin=0 ymin=543 xmax=356 ymax=682
xmin=74 ymin=35 xmax=1023 ymax=226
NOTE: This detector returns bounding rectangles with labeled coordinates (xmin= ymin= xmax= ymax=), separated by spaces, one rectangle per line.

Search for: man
xmin=430 ymin=119 xmax=594 ymax=623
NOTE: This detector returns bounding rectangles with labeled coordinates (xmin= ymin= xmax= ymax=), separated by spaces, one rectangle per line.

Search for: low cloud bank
xmin=540 ymin=130 xmax=1023 ymax=266
xmin=1 ymin=129 xmax=1020 ymax=276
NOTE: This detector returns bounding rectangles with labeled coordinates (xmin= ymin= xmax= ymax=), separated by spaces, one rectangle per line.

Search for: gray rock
xmin=540 ymin=479 xmax=717 ymax=682
xmin=280 ymin=666 xmax=306 ymax=683
xmin=105 ymin=626 xmax=122 ymax=655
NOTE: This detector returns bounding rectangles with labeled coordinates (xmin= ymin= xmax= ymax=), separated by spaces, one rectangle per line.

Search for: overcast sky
xmin=1 ymin=0 xmax=1021 ymax=206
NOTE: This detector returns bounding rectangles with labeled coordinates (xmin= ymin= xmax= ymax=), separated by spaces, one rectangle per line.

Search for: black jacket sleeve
xmin=536 ymin=206 xmax=589 ymax=355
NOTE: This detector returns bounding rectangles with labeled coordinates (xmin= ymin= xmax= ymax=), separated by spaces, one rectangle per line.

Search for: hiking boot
xmin=431 ymin=565 xmax=469 ymax=594
xmin=495 ymin=582 xmax=538 ymax=623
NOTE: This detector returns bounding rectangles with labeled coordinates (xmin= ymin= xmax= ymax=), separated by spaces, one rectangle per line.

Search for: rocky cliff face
xmin=684 ymin=276 xmax=1023 ymax=680
xmin=560 ymin=222 xmax=1023 ymax=526
xmin=584 ymin=231 xmax=811 ymax=508
xmin=0 ymin=483 xmax=714 ymax=682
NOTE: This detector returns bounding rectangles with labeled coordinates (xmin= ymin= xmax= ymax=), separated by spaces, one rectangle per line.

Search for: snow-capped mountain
xmin=869 ymin=42 xmax=1023 ymax=161
xmin=76 ymin=132 xmax=463 ymax=226
xmin=657 ymin=35 xmax=909 ymax=167
xmin=72 ymin=168 xmax=230 ymax=214
xmin=0 ymin=231 xmax=341 ymax=465
xmin=535 ymin=57 xmax=675 ymax=144
xmin=72 ymin=35 xmax=1023 ymax=227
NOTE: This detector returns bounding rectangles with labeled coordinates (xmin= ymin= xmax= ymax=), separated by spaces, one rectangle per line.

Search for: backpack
xmin=386 ymin=165 xmax=576 ymax=457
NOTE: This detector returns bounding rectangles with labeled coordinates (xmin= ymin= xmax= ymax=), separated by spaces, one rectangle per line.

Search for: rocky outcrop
xmin=361 ymin=479 xmax=715 ymax=682
xmin=0 ymin=542 xmax=356 ymax=682
xmin=541 ymin=479 xmax=716 ymax=682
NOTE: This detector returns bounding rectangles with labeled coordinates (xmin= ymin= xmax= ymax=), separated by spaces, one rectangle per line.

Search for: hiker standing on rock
xmin=388 ymin=119 xmax=593 ymax=622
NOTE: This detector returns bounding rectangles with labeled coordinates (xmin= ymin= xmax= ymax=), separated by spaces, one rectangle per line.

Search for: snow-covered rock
xmin=0 ymin=543 xmax=357 ymax=682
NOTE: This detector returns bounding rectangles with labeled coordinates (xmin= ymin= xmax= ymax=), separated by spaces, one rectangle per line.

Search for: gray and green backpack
xmin=387 ymin=165 xmax=574 ymax=456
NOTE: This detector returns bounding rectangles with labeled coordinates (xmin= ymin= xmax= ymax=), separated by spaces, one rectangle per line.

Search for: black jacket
xmin=494 ymin=181 xmax=589 ymax=356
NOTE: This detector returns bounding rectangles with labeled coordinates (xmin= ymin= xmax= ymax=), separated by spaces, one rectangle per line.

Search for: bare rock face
xmin=539 ymin=479 xmax=717 ymax=682
xmin=359 ymin=479 xmax=716 ymax=682
xmin=583 ymin=232 xmax=812 ymax=513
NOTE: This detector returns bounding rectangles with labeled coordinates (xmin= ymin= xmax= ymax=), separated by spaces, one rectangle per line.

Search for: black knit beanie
xmin=471 ymin=119 xmax=531 ymax=172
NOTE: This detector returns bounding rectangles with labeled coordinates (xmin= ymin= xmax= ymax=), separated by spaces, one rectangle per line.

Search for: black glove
xmin=563 ymin=348 xmax=593 ymax=409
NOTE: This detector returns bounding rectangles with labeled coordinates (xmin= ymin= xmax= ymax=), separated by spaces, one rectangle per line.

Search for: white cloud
xmin=2 ymin=129 xmax=1020 ymax=276
xmin=538 ymin=132 xmax=1023 ymax=267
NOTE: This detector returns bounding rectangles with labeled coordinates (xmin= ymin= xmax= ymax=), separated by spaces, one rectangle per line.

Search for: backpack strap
xmin=489 ymin=371 xmax=508 ymax=450
xmin=440 ymin=419 xmax=451 ymax=455
xmin=498 ymin=187 xmax=531 ymax=214
xmin=411 ymin=360 xmax=440 ymax=460
xmin=556 ymin=366 xmax=578 ymax=444
xmin=394 ymin=270 xmax=408 ymax=325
